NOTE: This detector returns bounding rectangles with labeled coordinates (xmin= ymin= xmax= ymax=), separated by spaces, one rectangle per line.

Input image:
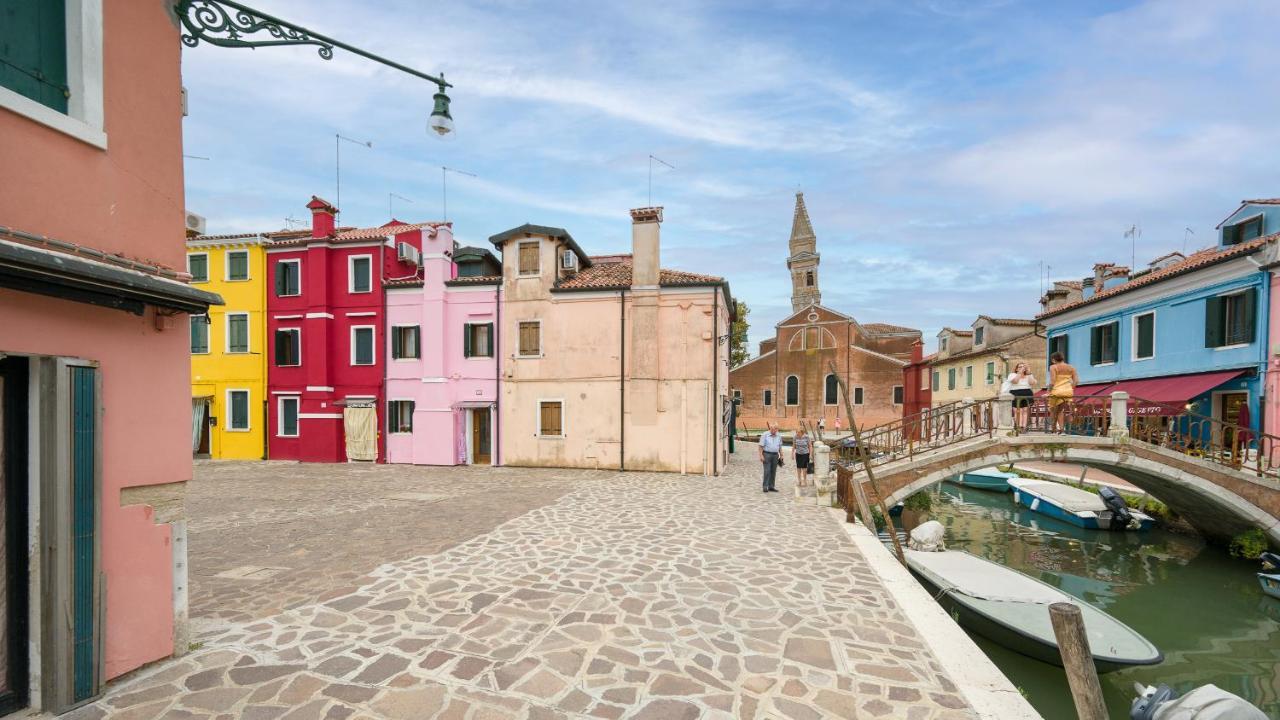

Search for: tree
xmin=730 ymin=300 xmax=750 ymax=368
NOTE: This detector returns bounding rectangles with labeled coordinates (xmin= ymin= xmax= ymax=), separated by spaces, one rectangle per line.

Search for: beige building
xmin=492 ymin=208 xmax=734 ymax=474
xmin=929 ymin=316 xmax=1046 ymax=406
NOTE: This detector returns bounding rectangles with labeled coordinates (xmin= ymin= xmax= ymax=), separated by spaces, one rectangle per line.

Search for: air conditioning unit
xmin=561 ymin=250 xmax=576 ymax=270
xmin=184 ymin=211 xmax=207 ymax=235
xmin=397 ymin=242 xmax=421 ymax=265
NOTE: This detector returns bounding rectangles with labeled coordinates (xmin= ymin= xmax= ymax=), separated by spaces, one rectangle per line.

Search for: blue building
xmin=1038 ymin=199 xmax=1280 ymax=435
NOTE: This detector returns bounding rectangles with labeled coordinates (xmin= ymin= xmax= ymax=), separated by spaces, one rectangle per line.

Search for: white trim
xmin=350 ymin=325 xmax=376 ymax=366
xmin=186 ymin=252 xmax=209 ymax=284
xmin=271 ymin=391 xmax=302 ymax=395
xmin=225 ymin=388 xmax=251 ymax=432
xmin=419 ymin=377 xmax=447 ymax=383
xmin=784 ymin=375 xmax=799 ymax=406
xmin=274 ymin=327 xmax=301 ymax=367
xmin=225 ymin=312 xmax=250 ymax=354
xmin=420 ymin=252 xmax=450 ymax=260
xmin=537 ymin=397 xmax=566 ymax=438
xmin=348 ymin=254 xmax=374 ymax=294
xmin=1089 ymin=318 xmax=1119 ymax=366
xmin=274 ymin=314 xmax=303 ymax=320
xmin=277 ymin=396 xmax=301 ymax=437
xmin=224 ymin=249 xmax=250 ymax=282
xmin=517 ymin=240 xmax=542 ymax=277
xmin=305 ymin=386 xmax=334 ymax=392
xmin=275 ymin=258 xmax=302 ymax=297
xmin=1131 ymin=310 xmax=1156 ymax=362
xmin=305 ymin=312 xmax=333 ymax=319
xmin=297 ymin=413 xmax=342 ymax=419
xmin=346 ymin=311 xmax=377 ymax=317
xmin=516 ymin=319 xmax=543 ymax=358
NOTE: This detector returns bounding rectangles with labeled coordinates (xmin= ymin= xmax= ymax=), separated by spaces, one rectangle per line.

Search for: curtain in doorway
xmin=191 ymin=398 xmax=208 ymax=453
xmin=343 ymin=406 xmax=377 ymax=461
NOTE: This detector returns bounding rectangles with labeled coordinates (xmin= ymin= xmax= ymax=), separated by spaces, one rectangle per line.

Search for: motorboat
xmin=1259 ymin=551 xmax=1280 ymax=601
xmin=947 ymin=466 xmax=1016 ymax=492
xmin=1009 ymin=478 xmax=1154 ymax=530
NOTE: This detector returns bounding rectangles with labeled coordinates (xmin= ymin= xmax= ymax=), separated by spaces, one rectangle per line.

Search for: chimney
xmin=630 ymin=206 xmax=662 ymax=288
xmin=307 ymin=196 xmax=338 ymax=239
xmin=1092 ymin=262 xmax=1113 ymax=290
xmin=910 ymin=339 xmax=924 ymax=365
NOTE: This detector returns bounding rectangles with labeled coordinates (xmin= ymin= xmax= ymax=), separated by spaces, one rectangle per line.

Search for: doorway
xmin=471 ymin=408 xmax=492 ymax=465
xmin=1217 ymin=391 xmax=1249 ymax=451
xmin=343 ymin=405 xmax=378 ymax=462
xmin=193 ymin=398 xmax=211 ymax=458
xmin=0 ymin=357 xmax=30 ymax=714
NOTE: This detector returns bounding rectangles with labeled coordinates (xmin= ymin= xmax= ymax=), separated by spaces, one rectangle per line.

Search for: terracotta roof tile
xmin=383 ymin=278 xmax=424 ymax=288
xmin=555 ymin=255 xmax=723 ymax=290
xmin=978 ymin=316 xmax=1036 ymax=326
xmin=1243 ymin=198 xmax=1280 ymax=205
xmin=336 ymin=222 xmax=444 ymax=241
xmin=444 ymin=275 xmax=501 ymax=286
xmin=1038 ymin=234 xmax=1277 ymax=319
xmin=861 ymin=322 xmax=919 ymax=334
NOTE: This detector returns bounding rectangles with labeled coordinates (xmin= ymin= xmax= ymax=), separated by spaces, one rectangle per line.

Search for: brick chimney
xmin=910 ymin=339 xmax=924 ymax=365
xmin=630 ymin=206 xmax=662 ymax=288
xmin=1092 ymin=262 xmax=1113 ymax=290
xmin=307 ymin=196 xmax=338 ymax=239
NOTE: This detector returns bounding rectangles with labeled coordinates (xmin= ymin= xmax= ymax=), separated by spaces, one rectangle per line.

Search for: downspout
xmin=619 ymin=288 xmax=626 ymax=471
xmin=712 ymin=286 xmax=719 ymax=475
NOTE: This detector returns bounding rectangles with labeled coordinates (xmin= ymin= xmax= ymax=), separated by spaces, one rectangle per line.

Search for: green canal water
xmin=896 ymin=481 xmax=1280 ymax=720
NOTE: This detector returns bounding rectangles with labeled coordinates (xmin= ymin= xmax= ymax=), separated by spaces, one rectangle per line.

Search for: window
xmin=539 ymin=400 xmax=563 ymax=436
xmin=227 ymin=390 xmax=250 ymax=431
xmin=732 ymin=389 xmax=742 ymax=402
xmin=518 ymin=321 xmax=541 ymax=356
xmin=824 ymin=374 xmax=838 ymax=405
xmin=190 ymin=314 xmax=209 ymax=354
xmin=985 ymin=361 xmax=995 ymax=385
xmin=391 ymin=326 xmax=420 ymax=360
xmin=1133 ymin=312 xmax=1155 ymax=360
xmin=1223 ymin=215 xmax=1264 ymax=246
xmin=965 ymin=365 xmax=973 ymax=388
xmin=464 ymin=323 xmax=494 ymax=358
xmin=518 ymin=241 xmax=540 ymax=276
xmin=893 ymin=386 xmax=904 ymax=404
xmin=974 ymin=327 xmax=985 ymax=345
xmin=226 ymin=250 xmax=249 ymax=281
xmin=278 ymin=396 xmax=299 ymax=437
xmin=921 ymin=371 xmax=928 ymax=391
xmin=349 ymin=255 xmax=372 ymax=293
xmin=275 ymin=259 xmax=301 ymax=297
xmin=1205 ymin=290 xmax=1256 ymax=348
xmin=188 ymin=254 xmax=209 ymax=283
xmin=939 ymin=337 xmax=948 ymax=352
xmin=932 ymin=371 xmax=939 ymax=392
xmin=1090 ymin=321 xmax=1118 ymax=365
xmin=763 ymin=389 xmax=773 ymax=406
xmin=0 ymin=3 xmax=68 ymax=113
xmin=351 ymin=326 xmax=375 ymax=365
xmin=805 ymin=271 xmax=814 ymax=287
xmin=947 ymin=368 xmax=956 ymax=391
xmin=388 ymin=400 xmax=414 ymax=433
xmin=1049 ymin=334 xmax=1069 ymax=363
xmin=785 ymin=376 xmax=799 ymax=405
xmin=274 ymin=328 xmax=300 ymax=366
xmin=226 ymin=313 xmax=249 ymax=353
xmin=853 ymin=387 xmax=864 ymax=405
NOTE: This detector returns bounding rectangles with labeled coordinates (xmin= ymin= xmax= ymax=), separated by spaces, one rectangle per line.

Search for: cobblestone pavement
xmin=74 ymin=449 xmax=977 ymax=719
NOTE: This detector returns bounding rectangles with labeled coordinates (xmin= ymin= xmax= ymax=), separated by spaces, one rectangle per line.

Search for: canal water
xmin=894 ymin=479 xmax=1280 ymax=720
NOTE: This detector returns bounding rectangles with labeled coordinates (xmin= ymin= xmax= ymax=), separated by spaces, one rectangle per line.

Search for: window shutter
xmin=275 ymin=263 xmax=287 ymax=296
xmin=483 ymin=323 xmax=494 ymax=357
xmin=274 ymin=331 xmax=286 ymax=365
xmin=0 ymin=2 xmax=68 ymax=113
xmin=1106 ymin=323 xmax=1118 ymax=362
xmin=412 ymin=327 xmax=421 ymax=358
xmin=1243 ymin=288 xmax=1258 ymax=344
xmin=1090 ymin=326 xmax=1101 ymax=364
xmin=463 ymin=325 xmax=473 ymax=358
xmin=1205 ymin=296 xmax=1223 ymax=348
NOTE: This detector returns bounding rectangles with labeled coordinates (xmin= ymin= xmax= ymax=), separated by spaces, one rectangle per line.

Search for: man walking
xmin=759 ymin=423 xmax=783 ymax=493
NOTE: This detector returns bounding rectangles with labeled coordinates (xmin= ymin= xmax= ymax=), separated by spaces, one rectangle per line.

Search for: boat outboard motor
xmin=1260 ymin=551 xmax=1280 ymax=572
xmin=1098 ymin=486 xmax=1135 ymax=529
xmin=1131 ymin=683 xmax=1267 ymax=720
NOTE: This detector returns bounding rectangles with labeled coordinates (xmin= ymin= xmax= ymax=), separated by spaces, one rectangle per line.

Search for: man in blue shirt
xmin=759 ymin=423 xmax=783 ymax=493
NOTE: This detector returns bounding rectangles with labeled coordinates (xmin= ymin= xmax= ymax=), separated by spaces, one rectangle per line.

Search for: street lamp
xmin=174 ymin=0 xmax=455 ymax=137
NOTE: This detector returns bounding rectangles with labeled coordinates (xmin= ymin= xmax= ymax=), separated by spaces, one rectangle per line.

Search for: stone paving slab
xmin=70 ymin=450 xmax=978 ymax=719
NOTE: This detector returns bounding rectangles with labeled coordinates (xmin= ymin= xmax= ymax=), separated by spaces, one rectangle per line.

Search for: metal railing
xmin=835 ymin=398 xmax=995 ymax=469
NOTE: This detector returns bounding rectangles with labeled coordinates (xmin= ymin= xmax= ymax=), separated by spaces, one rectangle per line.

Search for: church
xmin=730 ymin=193 xmax=922 ymax=432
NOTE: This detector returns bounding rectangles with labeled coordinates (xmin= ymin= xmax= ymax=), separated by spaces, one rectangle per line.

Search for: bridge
xmin=832 ymin=392 xmax=1280 ymax=545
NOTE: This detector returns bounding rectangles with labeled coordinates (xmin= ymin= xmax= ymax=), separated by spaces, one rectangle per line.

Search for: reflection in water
xmin=899 ymin=482 xmax=1280 ymax=720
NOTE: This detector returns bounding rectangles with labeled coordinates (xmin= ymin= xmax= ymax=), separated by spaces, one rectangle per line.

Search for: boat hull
xmin=1260 ymin=573 xmax=1280 ymax=600
xmin=948 ymin=471 xmax=1012 ymax=492
xmin=1012 ymin=486 xmax=1154 ymax=531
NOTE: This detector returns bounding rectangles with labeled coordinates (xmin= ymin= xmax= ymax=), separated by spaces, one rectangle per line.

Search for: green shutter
xmin=1106 ymin=322 xmax=1118 ymax=363
xmin=1136 ymin=315 xmax=1154 ymax=358
xmin=0 ymin=1 xmax=69 ymax=113
xmin=1090 ymin=326 xmax=1101 ymax=365
xmin=484 ymin=323 xmax=494 ymax=357
xmin=274 ymin=331 xmax=286 ymax=365
xmin=463 ymin=324 xmax=473 ymax=358
xmin=1205 ymin=296 xmax=1223 ymax=348
xmin=69 ymin=366 xmax=96 ymax=701
xmin=1243 ymin=288 xmax=1257 ymax=344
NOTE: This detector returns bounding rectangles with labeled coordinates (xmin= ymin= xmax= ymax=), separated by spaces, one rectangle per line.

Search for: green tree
xmin=730 ymin=300 xmax=750 ymax=367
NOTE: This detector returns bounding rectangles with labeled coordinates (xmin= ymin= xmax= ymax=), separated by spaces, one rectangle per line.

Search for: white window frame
xmin=892 ymin=385 xmax=904 ymax=405
xmin=276 ymin=258 xmax=302 ymax=297
xmin=1131 ymin=310 xmax=1156 ymax=361
xmin=275 ymin=327 xmax=301 ymax=367
xmin=225 ymin=312 xmax=250 ymax=354
xmin=387 ymin=399 xmax=415 ymax=434
xmin=1216 ymin=291 xmax=1251 ymax=350
xmin=517 ymin=319 xmax=543 ymax=358
xmin=350 ymin=325 xmax=376 ymax=366
xmin=190 ymin=313 xmax=210 ymax=355
xmin=390 ymin=325 xmax=420 ymax=361
xmin=348 ymin=254 xmax=374 ymax=294
xmin=225 ymin=388 xmax=251 ymax=432
xmin=517 ymin=240 xmax=541 ymax=277
xmin=277 ymin=396 xmax=300 ymax=438
xmin=0 ymin=0 xmax=106 ymax=149
xmin=853 ymin=386 xmax=865 ymax=406
xmin=187 ymin=252 xmax=209 ymax=284
xmin=537 ymin=398 xmax=565 ymax=438
xmin=224 ymin=249 xmax=250 ymax=282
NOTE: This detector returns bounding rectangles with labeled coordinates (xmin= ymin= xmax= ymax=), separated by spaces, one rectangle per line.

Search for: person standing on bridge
xmin=759 ymin=423 xmax=783 ymax=493
xmin=1048 ymin=352 xmax=1078 ymax=433
xmin=1006 ymin=362 xmax=1036 ymax=431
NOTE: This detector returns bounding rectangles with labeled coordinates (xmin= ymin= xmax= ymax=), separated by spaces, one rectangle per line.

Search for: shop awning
xmin=1107 ymin=370 xmax=1247 ymax=415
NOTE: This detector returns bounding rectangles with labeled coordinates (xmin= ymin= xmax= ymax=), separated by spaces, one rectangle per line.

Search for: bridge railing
xmin=835 ymin=397 xmax=995 ymax=469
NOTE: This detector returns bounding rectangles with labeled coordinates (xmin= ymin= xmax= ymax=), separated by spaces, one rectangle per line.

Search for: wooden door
xmin=1219 ymin=392 xmax=1248 ymax=452
xmin=471 ymin=409 xmax=491 ymax=465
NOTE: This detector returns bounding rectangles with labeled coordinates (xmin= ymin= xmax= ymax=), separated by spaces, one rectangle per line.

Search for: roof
xmin=383 ymin=278 xmax=424 ymax=289
xmin=1244 ymin=198 xmax=1280 ymax=205
xmin=932 ymin=330 xmax=1044 ymax=363
xmin=265 ymin=221 xmax=444 ymax=247
xmin=444 ymin=275 xmax=501 ymax=286
xmin=938 ymin=327 xmax=973 ymax=337
xmin=975 ymin=316 xmax=1035 ymax=327
xmin=187 ymin=229 xmax=318 ymax=246
xmin=488 ymin=223 xmax=593 ymax=269
xmin=453 ymin=245 xmax=496 ymax=261
xmin=555 ymin=255 xmax=724 ymax=290
xmin=1057 ymin=280 xmax=1083 ymax=289
xmin=1038 ymin=233 xmax=1277 ymax=320
xmin=862 ymin=322 xmax=919 ymax=334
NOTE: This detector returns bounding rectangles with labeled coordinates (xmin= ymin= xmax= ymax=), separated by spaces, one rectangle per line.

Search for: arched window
xmin=785 ymin=376 xmax=799 ymax=406
xmin=824 ymin=374 xmax=838 ymax=405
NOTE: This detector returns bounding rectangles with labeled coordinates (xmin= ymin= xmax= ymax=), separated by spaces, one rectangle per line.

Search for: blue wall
xmin=1220 ymin=203 xmax=1279 ymax=247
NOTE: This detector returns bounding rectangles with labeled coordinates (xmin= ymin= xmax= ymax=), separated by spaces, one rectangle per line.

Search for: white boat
xmin=1009 ymin=478 xmax=1154 ymax=530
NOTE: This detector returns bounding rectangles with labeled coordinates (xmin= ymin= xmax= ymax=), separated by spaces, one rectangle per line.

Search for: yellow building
xmin=930 ymin=316 xmax=1047 ymax=407
xmin=186 ymin=233 xmax=269 ymax=459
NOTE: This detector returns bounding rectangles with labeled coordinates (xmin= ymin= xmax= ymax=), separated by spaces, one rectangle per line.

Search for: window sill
xmin=276 ymin=434 xmax=299 ymax=439
xmin=1132 ymin=356 xmax=1154 ymax=362
xmin=538 ymin=435 xmax=565 ymax=440
xmin=0 ymin=86 xmax=107 ymax=150
xmin=226 ymin=350 xmax=250 ymax=355
xmin=1213 ymin=343 xmax=1249 ymax=351
xmin=225 ymin=428 xmax=251 ymax=433
xmin=276 ymin=364 xmax=301 ymax=368
xmin=1091 ymin=362 xmax=1116 ymax=367
xmin=276 ymin=293 xmax=302 ymax=298
xmin=351 ymin=363 xmax=376 ymax=367
xmin=516 ymin=354 xmax=544 ymax=359
xmin=225 ymin=278 xmax=251 ymax=283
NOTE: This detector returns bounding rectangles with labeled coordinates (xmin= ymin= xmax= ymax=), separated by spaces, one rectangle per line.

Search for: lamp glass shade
xmin=429 ymin=90 xmax=453 ymax=136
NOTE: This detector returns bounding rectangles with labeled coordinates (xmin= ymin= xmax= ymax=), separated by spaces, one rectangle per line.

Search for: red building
xmin=266 ymin=197 xmax=438 ymax=462
xmin=901 ymin=340 xmax=933 ymax=437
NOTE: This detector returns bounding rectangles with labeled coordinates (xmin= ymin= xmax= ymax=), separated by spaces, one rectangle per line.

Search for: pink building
xmin=0 ymin=3 xmax=221 ymax=711
xmin=385 ymin=237 xmax=502 ymax=465
xmin=266 ymin=198 xmax=442 ymax=463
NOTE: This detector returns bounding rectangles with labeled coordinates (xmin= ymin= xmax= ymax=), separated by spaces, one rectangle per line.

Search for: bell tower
xmin=787 ymin=192 xmax=820 ymax=312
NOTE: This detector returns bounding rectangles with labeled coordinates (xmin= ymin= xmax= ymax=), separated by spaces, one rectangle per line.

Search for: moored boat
xmin=947 ymin=466 xmax=1015 ymax=492
xmin=1260 ymin=552 xmax=1280 ymax=601
xmin=1009 ymin=478 xmax=1154 ymax=530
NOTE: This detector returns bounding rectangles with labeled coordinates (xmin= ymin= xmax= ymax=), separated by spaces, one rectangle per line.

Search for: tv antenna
xmin=648 ymin=154 xmax=674 ymax=206
xmin=441 ymin=166 xmax=476 ymax=221
xmin=335 ymin=133 xmax=373 ymax=218
xmin=389 ymin=193 xmax=414 ymax=218
xmin=1123 ymin=224 xmax=1141 ymax=270
xmin=1183 ymin=227 xmax=1194 ymax=254
xmin=183 ymin=154 xmax=210 ymax=161
xmin=283 ymin=214 xmax=307 ymax=230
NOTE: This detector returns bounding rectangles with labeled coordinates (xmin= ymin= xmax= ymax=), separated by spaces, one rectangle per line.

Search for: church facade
xmin=730 ymin=193 xmax=921 ymax=432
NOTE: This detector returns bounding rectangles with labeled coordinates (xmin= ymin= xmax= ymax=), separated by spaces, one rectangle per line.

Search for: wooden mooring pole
xmin=1048 ymin=602 xmax=1107 ymax=720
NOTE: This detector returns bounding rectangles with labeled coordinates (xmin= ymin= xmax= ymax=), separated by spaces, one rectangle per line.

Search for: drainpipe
xmin=619 ymin=288 xmax=626 ymax=471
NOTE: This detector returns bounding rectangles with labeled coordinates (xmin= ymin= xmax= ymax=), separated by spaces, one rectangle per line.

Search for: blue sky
xmin=180 ymin=0 xmax=1280 ymax=353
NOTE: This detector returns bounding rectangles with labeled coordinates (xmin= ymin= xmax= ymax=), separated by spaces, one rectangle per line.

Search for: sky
xmin=180 ymin=0 xmax=1280 ymax=354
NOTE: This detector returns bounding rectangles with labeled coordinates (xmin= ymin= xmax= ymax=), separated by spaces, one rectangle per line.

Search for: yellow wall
xmin=929 ymin=339 xmax=1047 ymax=407
xmin=187 ymin=240 xmax=268 ymax=459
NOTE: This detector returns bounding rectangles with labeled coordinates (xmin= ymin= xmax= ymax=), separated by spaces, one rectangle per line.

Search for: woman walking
xmin=793 ymin=427 xmax=812 ymax=487
xmin=1048 ymin=352 xmax=1078 ymax=433
xmin=1006 ymin=362 xmax=1036 ymax=431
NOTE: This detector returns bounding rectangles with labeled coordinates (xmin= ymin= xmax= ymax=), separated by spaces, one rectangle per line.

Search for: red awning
xmin=1106 ymin=370 xmax=1247 ymax=413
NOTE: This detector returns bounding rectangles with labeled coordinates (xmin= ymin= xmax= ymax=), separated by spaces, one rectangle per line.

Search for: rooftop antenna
xmin=335 ymin=133 xmax=373 ymax=218
xmin=1124 ymin=224 xmax=1141 ymax=270
xmin=389 ymin=192 xmax=414 ymax=219
xmin=283 ymin=214 xmax=306 ymax=230
xmin=441 ymin=166 xmax=476 ymax=221
xmin=183 ymin=154 xmax=210 ymax=161
xmin=1183 ymin=227 xmax=1194 ymax=255
xmin=648 ymin=154 xmax=674 ymax=206
xmin=1039 ymin=260 xmax=1044 ymax=298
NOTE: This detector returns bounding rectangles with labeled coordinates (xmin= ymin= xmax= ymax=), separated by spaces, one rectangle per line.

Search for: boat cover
xmin=1010 ymin=479 xmax=1105 ymax=513
xmin=908 ymin=521 xmax=946 ymax=552
xmin=1150 ymin=684 xmax=1267 ymax=720
xmin=906 ymin=549 xmax=1065 ymax=604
